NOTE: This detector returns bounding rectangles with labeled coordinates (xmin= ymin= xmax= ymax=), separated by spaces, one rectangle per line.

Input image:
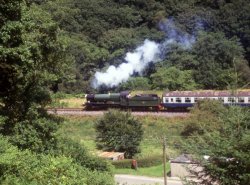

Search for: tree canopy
xmin=24 ymin=0 xmax=250 ymax=92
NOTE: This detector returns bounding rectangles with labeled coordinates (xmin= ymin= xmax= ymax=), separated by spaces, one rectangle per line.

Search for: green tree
xmin=0 ymin=2 xmax=71 ymax=151
xmin=180 ymin=103 xmax=250 ymax=185
xmin=151 ymin=66 xmax=197 ymax=90
xmin=157 ymin=45 xmax=198 ymax=70
xmin=217 ymin=0 xmax=250 ymax=62
xmin=95 ymin=110 xmax=143 ymax=158
xmin=192 ymin=31 xmax=249 ymax=89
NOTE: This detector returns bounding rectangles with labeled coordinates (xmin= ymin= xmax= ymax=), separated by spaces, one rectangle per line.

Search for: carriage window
xmin=194 ymin=98 xmax=198 ymax=103
xmin=171 ymin=98 xmax=174 ymax=102
xmin=238 ymin=97 xmax=244 ymax=103
xmin=228 ymin=97 xmax=235 ymax=103
xmin=176 ymin=98 xmax=182 ymax=103
xmin=165 ymin=98 xmax=169 ymax=103
xmin=185 ymin=97 xmax=191 ymax=103
xmin=248 ymin=97 xmax=250 ymax=103
xmin=218 ymin=97 xmax=224 ymax=102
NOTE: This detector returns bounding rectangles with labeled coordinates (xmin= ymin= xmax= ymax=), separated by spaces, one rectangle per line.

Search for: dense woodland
xmin=26 ymin=0 xmax=250 ymax=93
xmin=0 ymin=0 xmax=250 ymax=184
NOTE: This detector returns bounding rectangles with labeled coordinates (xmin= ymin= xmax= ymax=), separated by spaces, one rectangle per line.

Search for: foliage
xmin=180 ymin=102 xmax=250 ymax=185
xmin=0 ymin=136 xmax=114 ymax=185
xmin=95 ymin=110 xmax=143 ymax=158
xmin=119 ymin=77 xmax=151 ymax=91
xmin=8 ymin=116 xmax=61 ymax=153
xmin=18 ymin=0 xmax=250 ymax=92
xmin=0 ymin=1 xmax=72 ymax=143
xmin=181 ymin=99 xmax=226 ymax=136
xmin=151 ymin=66 xmax=197 ymax=90
xmin=53 ymin=137 xmax=114 ymax=173
xmin=192 ymin=32 xmax=248 ymax=89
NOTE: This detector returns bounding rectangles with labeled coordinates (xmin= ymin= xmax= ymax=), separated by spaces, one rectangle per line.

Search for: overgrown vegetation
xmin=180 ymin=101 xmax=250 ymax=185
xmin=0 ymin=136 xmax=114 ymax=185
xmin=0 ymin=1 xmax=113 ymax=183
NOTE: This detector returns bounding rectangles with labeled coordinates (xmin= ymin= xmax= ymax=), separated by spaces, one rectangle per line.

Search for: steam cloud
xmin=92 ymin=19 xmax=195 ymax=88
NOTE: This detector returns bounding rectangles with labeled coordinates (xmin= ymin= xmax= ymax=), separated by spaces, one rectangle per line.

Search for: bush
xmin=112 ymin=159 xmax=132 ymax=169
xmin=137 ymin=155 xmax=164 ymax=168
xmin=0 ymin=136 xmax=115 ymax=185
xmin=181 ymin=100 xmax=226 ymax=136
xmin=112 ymin=155 xmax=165 ymax=169
xmin=52 ymin=137 xmax=114 ymax=174
xmin=96 ymin=110 xmax=143 ymax=158
xmin=8 ymin=117 xmax=60 ymax=153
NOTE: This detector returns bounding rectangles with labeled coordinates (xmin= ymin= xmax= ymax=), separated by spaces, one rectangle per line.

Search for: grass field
xmin=58 ymin=98 xmax=84 ymax=108
xmin=58 ymin=116 xmax=97 ymax=153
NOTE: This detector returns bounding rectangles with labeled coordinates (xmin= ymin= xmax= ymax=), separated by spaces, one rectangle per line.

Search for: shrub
xmin=0 ymin=136 xmax=115 ymax=185
xmin=181 ymin=99 xmax=226 ymax=136
xmin=137 ymin=155 xmax=164 ymax=168
xmin=112 ymin=159 xmax=132 ymax=169
xmin=53 ymin=137 xmax=114 ymax=174
xmin=8 ymin=117 xmax=60 ymax=153
xmin=112 ymin=155 xmax=165 ymax=169
xmin=96 ymin=110 xmax=143 ymax=158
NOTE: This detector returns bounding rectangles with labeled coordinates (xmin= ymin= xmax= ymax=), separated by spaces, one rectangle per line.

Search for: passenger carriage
xmin=162 ymin=90 xmax=250 ymax=109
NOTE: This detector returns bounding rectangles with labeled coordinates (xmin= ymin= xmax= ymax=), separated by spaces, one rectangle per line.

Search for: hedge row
xmin=112 ymin=155 xmax=168 ymax=169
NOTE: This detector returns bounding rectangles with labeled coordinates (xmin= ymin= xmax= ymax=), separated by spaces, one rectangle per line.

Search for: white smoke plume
xmin=92 ymin=39 xmax=160 ymax=88
xmin=92 ymin=19 xmax=195 ymax=89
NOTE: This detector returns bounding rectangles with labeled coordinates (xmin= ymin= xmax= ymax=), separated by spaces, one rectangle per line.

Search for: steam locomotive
xmin=85 ymin=90 xmax=250 ymax=111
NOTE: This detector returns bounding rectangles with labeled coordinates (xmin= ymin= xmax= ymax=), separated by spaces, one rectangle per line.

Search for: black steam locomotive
xmin=85 ymin=91 xmax=162 ymax=111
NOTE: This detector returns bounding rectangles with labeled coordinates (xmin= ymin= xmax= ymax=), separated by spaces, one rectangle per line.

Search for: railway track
xmin=47 ymin=108 xmax=189 ymax=117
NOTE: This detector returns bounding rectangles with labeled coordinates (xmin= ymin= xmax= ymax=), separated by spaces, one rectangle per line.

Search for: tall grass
xmin=49 ymin=92 xmax=85 ymax=108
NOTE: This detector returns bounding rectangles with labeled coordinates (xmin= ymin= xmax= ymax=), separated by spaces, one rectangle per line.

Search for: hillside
xmin=33 ymin=0 xmax=250 ymax=93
